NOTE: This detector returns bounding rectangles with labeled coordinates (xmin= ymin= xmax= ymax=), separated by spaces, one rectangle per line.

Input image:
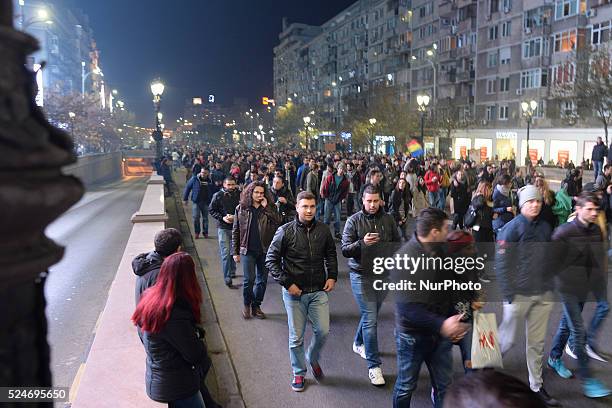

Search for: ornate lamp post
xmin=150 ymin=79 xmax=164 ymax=164
xmin=417 ymin=94 xmax=430 ymax=147
xmin=303 ymin=116 xmax=311 ymax=150
xmin=521 ymin=100 xmax=538 ymax=167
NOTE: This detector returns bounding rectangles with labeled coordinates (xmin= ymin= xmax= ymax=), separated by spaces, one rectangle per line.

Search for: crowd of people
xmin=131 ymin=144 xmax=611 ymax=408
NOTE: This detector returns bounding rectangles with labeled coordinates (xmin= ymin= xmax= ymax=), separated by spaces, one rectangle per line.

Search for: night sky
xmin=62 ymin=0 xmax=356 ymax=127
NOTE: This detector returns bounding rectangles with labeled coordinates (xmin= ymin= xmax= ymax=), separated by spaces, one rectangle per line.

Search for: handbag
xmin=470 ymin=311 xmax=503 ymax=369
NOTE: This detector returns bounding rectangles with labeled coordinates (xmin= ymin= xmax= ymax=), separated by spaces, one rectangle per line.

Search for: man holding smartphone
xmin=341 ymin=184 xmax=401 ymax=386
xmin=209 ymin=177 xmax=240 ymax=288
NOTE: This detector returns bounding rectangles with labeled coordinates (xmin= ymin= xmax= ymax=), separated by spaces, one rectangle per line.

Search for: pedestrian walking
xmin=183 ymin=167 xmax=216 ymax=239
xmin=209 ymin=177 xmax=240 ymax=288
xmin=266 ymin=191 xmax=338 ymax=392
xmin=232 ymin=181 xmax=282 ymax=319
xmin=591 ymin=137 xmax=607 ymax=180
xmin=450 ymin=170 xmax=470 ymax=230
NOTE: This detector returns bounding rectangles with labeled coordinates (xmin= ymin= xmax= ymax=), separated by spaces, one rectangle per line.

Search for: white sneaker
xmin=586 ymin=345 xmax=608 ymax=363
xmin=368 ymin=367 xmax=385 ymax=386
xmin=565 ymin=343 xmax=577 ymax=360
xmin=352 ymin=343 xmax=366 ymax=359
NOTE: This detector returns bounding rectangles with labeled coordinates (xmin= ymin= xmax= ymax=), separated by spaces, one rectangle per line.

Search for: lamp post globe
xmin=150 ymin=79 xmax=165 ymax=164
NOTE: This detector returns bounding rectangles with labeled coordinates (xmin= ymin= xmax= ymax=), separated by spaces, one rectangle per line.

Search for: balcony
xmin=458 ymin=16 xmax=476 ymax=33
xmin=439 ymin=69 xmax=457 ymax=84
xmin=455 ymin=69 xmax=475 ymax=82
xmin=439 ymin=1 xmax=457 ymax=17
xmin=438 ymin=48 xmax=457 ymax=61
xmin=456 ymin=44 xmax=475 ymax=58
xmin=457 ymin=0 xmax=476 ymax=7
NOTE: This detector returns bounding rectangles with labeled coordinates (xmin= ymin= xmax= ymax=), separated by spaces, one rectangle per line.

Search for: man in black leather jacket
xmin=341 ymin=184 xmax=400 ymax=386
xmin=265 ymin=191 xmax=338 ymax=392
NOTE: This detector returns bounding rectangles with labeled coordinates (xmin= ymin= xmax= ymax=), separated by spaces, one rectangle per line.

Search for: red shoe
xmin=194 ymin=233 xmax=200 ymax=239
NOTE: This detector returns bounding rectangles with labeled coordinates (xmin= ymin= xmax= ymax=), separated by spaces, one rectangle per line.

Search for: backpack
xmin=440 ymin=169 xmax=451 ymax=188
xmin=464 ymin=204 xmax=479 ymax=228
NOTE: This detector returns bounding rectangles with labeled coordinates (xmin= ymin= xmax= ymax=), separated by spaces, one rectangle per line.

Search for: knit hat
xmin=518 ymin=185 xmax=542 ymax=208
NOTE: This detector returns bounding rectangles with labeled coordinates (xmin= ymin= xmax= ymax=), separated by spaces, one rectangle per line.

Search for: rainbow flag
xmin=407 ymin=139 xmax=424 ymax=157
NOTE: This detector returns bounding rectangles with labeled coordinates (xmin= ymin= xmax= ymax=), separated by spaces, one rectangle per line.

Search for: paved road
xmin=175 ymin=173 xmax=611 ymax=408
xmin=44 ymin=177 xmax=147 ymax=392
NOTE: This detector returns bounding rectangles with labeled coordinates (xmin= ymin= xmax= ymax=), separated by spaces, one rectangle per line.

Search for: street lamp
xmin=521 ymin=100 xmax=538 ymax=167
xmin=68 ymin=111 xmax=76 ymax=140
xmin=369 ymin=118 xmax=377 ymax=154
xmin=411 ymin=48 xmax=437 ymax=107
xmin=417 ymin=94 xmax=431 ymax=146
xmin=303 ymin=116 xmax=311 ymax=150
xmin=21 ymin=7 xmax=53 ymax=30
xmin=150 ymin=79 xmax=165 ymax=163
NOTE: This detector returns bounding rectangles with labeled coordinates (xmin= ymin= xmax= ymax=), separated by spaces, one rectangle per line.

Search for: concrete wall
xmin=63 ymin=152 xmax=123 ymax=187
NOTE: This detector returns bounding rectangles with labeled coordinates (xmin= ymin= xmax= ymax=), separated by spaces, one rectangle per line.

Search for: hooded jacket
xmin=133 ymin=251 xmax=164 ymax=306
xmin=209 ymin=188 xmax=240 ymax=230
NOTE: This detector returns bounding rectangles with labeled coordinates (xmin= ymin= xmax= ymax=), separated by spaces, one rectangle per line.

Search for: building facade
xmin=274 ymin=0 xmax=612 ymax=163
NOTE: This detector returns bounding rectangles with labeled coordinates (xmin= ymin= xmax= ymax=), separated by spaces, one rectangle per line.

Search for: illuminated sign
xmin=262 ymin=97 xmax=269 ymax=105
xmin=193 ymin=97 xmax=203 ymax=105
xmin=208 ymin=94 xmax=215 ymax=103
xmin=496 ymin=131 xmax=517 ymax=139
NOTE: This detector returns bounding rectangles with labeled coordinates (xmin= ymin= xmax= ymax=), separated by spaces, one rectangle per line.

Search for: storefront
xmin=520 ymin=139 xmax=545 ymax=165
xmin=454 ymin=137 xmax=472 ymax=160
xmin=474 ymin=138 xmax=493 ymax=162
xmin=549 ymin=140 xmax=577 ymax=166
xmin=374 ymin=135 xmax=396 ymax=155
xmin=495 ymin=131 xmax=517 ymax=160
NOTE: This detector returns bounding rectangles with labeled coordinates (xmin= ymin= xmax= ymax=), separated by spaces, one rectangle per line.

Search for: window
xmin=560 ymin=100 xmax=577 ymax=117
xmin=552 ymin=62 xmax=576 ymax=84
xmin=500 ymin=47 xmax=511 ymax=64
xmin=555 ymin=0 xmax=581 ymax=20
xmin=592 ymin=21 xmax=611 ymax=45
xmin=502 ymin=21 xmax=512 ymax=37
xmin=486 ymin=105 xmax=497 ymax=120
xmin=487 ymin=79 xmax=496 ymax=94
xmin=489 ymin=25 xmax=499 ymax=40
xmin=503 ymin=0 xmax=512 ymax=11
xmin=523 ymin=38 xmax=542 ymax=58
xmin=520 ymin=68 xmax=548 ymax=88
xmin=490 ymin=0 xmax=500 ymax=14
xmin=554 ymin=30 xmax=577 ymax=52
xmin=487 ymin=51 xmax=499 ymax=67
xmin=499 ymin=105 xmax=509 ymax=120
xmin=500 ymin=77 xmax=510 ymax=92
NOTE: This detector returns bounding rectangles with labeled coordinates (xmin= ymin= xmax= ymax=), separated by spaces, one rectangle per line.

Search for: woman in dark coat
xmin=492 ymin=174 xmax=514 ymax=232
xmin=470 ymin=181 xmax=495 ymax=243
xmin=389 ymin=178 xmax=413 ymax=240
xmin=133 ymin=252 xmax=211 ymax=408
xmin=450 ymin=170 xmax=470 ymax=230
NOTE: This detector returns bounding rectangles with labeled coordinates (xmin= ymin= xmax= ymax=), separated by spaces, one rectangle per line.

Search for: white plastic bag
xmin=470 ymin=312 xmax=503 ymax=369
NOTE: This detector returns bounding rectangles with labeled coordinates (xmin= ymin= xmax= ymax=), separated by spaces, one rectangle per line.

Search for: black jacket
xmin=389 ymin=188 xmax=412 ymax=223
xmin=551 ymin=218 xmax=607 ymax=300
xmin=471 ymin=195 xmax=494 ymax=233
xmin=450 ymin=179 xmax=470 ymax=214
xmin=341 ymin=207 xmax=401 ymax=274
xmin=394 ymin=234 xmax=455 ymax=335
xmin=133 ymin=251 xmax=164 ymax=306
xmin=209 ymin=188 xmax=240 ymax=230
xmin=140 ymin=299 xmax=211 ymax=403
xmin=266 ymin=219 xmax=338 ymax=293
xmin=270 ymin=185 xmax=296 ymax=224
xmin=592 ymin=142 xmax=607 ymax=162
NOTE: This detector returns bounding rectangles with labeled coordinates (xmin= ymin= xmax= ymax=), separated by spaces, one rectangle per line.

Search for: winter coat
xmin=133 ymin=251 xmax=164 ymax=306
xmin=266 ymin=219 xmax=338 ymax=293
xmin=471 ymin=195 xmax=494 ymax=234
xmin=341 ymin=207 xmax=401 ymax=275
xmin=495 ymin=214 xmax=554 ymax=302
xmin=140 ymin=299 xmax=211 ymax=403
xmin=424 ymin=170 xmax=441 ymax=193
xmin=592 ymin=142 xmax=607 ymax=162
xmin=183 ymin=175 xmax=216 ymax=205
xmin=389 ymin=187 xmax=412 ymax=223
xmin=321 ymin=173 xmax=350 ymax=205
xmin=492 ymin=187 xmax=514 ymax=231
xmin=231 ymin=204 xmax=281 ymax=256
xmin=209 ymin=188 xmax=240 ymax=230
xmin=450 ymin=179 xmax=470 ymax=214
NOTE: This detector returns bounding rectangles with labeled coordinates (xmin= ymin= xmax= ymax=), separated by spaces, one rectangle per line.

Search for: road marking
xmin=92 ymin=311 xmax=103 ymax=334
xmin=69 ymin=363 xmax=86 ymax=403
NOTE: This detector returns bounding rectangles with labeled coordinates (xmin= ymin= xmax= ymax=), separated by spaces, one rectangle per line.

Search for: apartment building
xmin=274 ymin=0 xmax=612 ymax=162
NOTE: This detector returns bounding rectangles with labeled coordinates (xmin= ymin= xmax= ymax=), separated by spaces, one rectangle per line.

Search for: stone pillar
xmin=0 ymin=1 xmax=84 ymax=404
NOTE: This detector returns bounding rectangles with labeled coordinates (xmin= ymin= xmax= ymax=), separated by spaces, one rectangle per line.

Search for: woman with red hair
xmin=132 ymin=252 xmax=209 ymax=408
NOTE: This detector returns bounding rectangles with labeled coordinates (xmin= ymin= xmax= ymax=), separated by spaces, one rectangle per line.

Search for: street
xmin=44 ymin=177 xmax=148 ymax=392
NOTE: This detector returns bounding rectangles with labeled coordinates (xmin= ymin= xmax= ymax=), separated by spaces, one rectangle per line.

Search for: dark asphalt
xmin=180 ymin=172 xmax=611 ymax=407
xmin=44 ymin=177 xmax=148 ymax=392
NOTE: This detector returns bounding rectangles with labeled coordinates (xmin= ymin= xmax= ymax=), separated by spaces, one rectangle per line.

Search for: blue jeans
xmin=455 ymin=328 xmax=473 ymax=373
xmin=324 ymin=199 xmax=342 ymax=234
xmin=282 ymin=289 xmax=330 ymax=376
xmin=217 ymin=228 xmax=236 ymax=284
xmin=427 ymin=191 xmax=439 ymax=208
xmin=350 ymin=272 xmax=387 ymax=369
xmin=192 ymin=202 xmax=209 ymax=235
xmin=316 ymin=200 xmax=325 ymax=221
xmin=438 ymin=188 xmax=447 ymax=210
xmin=594 ymin=160 xmax=603 ymax=181
xmin=393 ymin=331 xmax=453 ymax=408
xmin=168 ymin=391 xmax=205 ymax=408
xmin=549 ymin=298 xmax=591 ymax=379
xmin=568 ymin=300 xmax=609 ymax=351
xmin=242 ymin=251 xmax=267 ymax=307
